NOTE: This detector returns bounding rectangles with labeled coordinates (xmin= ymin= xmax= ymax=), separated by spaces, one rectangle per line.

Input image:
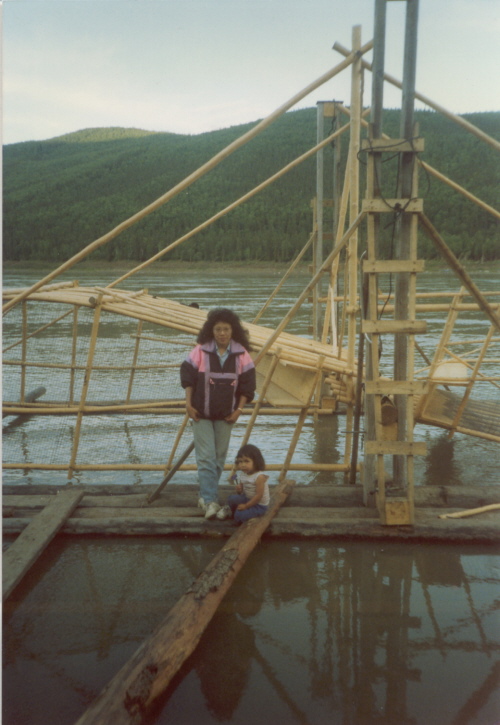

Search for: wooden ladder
xmin=362 ymin=135 xmax=427 ymax=525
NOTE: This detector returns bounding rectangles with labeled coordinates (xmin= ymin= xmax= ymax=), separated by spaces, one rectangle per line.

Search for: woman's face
xmin=213 ymin=322 xmax=232 ymax=348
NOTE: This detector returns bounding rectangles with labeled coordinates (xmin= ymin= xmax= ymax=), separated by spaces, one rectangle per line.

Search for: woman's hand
xmin=224 ymin=408 xmax=241 ymax=423
xmin=186 ymin=403 xmax=200 ymax=421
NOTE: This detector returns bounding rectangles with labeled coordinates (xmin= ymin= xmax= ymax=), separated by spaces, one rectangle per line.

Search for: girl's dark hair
xmin=236 ymin=444 xmax=266 ymax=472
xmin=197 ymin=308 xmax=252 ymax=351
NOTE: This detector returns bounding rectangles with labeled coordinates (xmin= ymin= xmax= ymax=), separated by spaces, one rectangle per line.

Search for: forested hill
xmin=4 ymin=108 xmax=499 ymax=263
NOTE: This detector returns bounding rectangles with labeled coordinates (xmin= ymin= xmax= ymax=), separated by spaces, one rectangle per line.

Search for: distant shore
xmin=4 ymin=258 xmax=500 ymax=278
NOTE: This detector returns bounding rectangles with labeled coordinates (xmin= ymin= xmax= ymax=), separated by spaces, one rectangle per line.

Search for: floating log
xmin=2 ymin=488 xmax=84 ymax=600
xmin=74 ymin=478 xmax=294 ymax=725
xmin=2 ymin=385 xmax=46 ymax=420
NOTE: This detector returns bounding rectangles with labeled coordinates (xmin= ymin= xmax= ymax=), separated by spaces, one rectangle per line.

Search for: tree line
xmin=3 ymin=109 xmax=499 ymax=263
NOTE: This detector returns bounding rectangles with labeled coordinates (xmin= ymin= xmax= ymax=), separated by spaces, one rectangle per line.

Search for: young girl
xmin=216 ymin=444 xmax=270 ymax=523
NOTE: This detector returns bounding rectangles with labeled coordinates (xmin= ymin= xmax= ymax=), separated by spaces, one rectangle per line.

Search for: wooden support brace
xmin=3 ymin=489 xmax=84 ymax=600
xmin=362 ymin=198 xmax=423 ymax=213
xmin=365 ymin=380 xmax=428 ymax=395
xmin=361 ymin=138 xmax=425 ymax=153
xmin=365 ymin=441 xmax=427 ymax=456
xmin=362 ymin=320 xmax=427 ymax=334
xmin=363 ymin=259 xmax=425 ymax=274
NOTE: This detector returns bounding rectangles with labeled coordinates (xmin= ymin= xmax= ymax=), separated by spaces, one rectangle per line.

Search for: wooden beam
xmin=3 ymin=488 xmax=84 ymax=600
xmin=365 ymin=441 xmax=427 ymax=456
xmin=362 ymin=320 xmax=427 ymax=334
xmin=74 ymin=478 xmax=295 ymax=724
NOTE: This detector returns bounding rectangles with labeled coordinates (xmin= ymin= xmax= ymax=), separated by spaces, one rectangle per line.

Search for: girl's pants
xmin=228 ymin=493 xmax=268 ymax=524
xmin=192 ymin=418 xmax=233 ymax=504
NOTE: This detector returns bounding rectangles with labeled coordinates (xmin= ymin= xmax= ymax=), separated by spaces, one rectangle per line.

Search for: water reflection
xmin=3 ymin=538 xmax=499 ymax=725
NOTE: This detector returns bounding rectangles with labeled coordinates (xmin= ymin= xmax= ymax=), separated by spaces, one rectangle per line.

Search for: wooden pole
xmin=70 ymin=305 xmax=80 ymax=404
xmin=314 ymin=102 xmax=326 ymax=340
xmin=333 ymin=42 xmax=500 ymax=153
xmin=418 ymin=160 xmax=500 ymax=221
xmin=67 ymin=299 xmax=103 ymax=480
xmin=253 ymin=213 xmax=365 ymax=366
xmin=279 ymin=358 xmax=324 ymax=482
xmin=109 ymin=124 xmax=349 ymax=289
xmin=418 ymin=213 xmax=500 ymax=331
xmin=393 ymin=0 xmax=419 ymax=489
xmin=362 ymin=0 xmax=387 ymax=502
xmin=252 ymin=233 xmax=315 ymax=324
xmin=344 ymin=25 xmax=362 ymax=482
xmin=20 ymin=302 xmax=28 ymax=403
xmin=3 ymin=43 xmax=373 ymax=314
xmin=74 ymin=478 xmax=295 ymax=725
xmin=126 ymin=320 xmax=143 ymax=403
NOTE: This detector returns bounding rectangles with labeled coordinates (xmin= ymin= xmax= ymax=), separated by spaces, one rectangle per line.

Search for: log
xmin=74 ymin=478 xmax=295 ymax=725
xmin=438 ymin=503 xmax=500 ymax=519
xmin=2 ymin=488 xmax=84 ymax=600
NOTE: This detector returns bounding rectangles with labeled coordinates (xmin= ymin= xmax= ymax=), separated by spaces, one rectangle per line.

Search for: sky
xmin=2 ymin=0 xmax=500 ymax=146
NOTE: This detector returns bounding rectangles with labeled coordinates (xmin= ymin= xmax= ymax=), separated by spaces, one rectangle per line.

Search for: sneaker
xmin=197 ymin=497 xmax=207 ymax=514
xmin=216 ymin=505 xmax=232 ymax=520
xmin=205 ymin=502 xmax=220 ymax=520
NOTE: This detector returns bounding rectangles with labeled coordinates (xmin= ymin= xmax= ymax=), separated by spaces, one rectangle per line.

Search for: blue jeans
xmin=228 ymin=493 xmax=268 ymax=524
xmin=192 ymin=418 xmax=234 ymax=504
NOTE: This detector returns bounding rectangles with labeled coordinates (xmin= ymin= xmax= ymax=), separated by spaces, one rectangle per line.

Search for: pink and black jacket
xmin=180 ymin=341 xmax=256 ymax=420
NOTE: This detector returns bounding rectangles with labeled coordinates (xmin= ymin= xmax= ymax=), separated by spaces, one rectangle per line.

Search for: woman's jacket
xmin=180 ymin=341 xmax=256 ymax=420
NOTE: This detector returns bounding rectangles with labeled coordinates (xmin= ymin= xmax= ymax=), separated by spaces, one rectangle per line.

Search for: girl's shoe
xmin=216 ymin=505 xmax=232 ymax=520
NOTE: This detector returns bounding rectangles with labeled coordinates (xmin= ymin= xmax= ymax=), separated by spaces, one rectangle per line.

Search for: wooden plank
xmin=363 ymin=259 xmax=425 ymax=274
xmin=2 ymin=488 xmax=84 ymax=600
xmin=362 ymin=320 xmax=427 ymax=334
xmin=362 ymin=198 xmax=423 ymax=213
xmin=365 ymin=441 xmax=427 ymax=456
xmin=365 ymin=380 xmax=428 ymax=395
xmin=74 ymin=478 xmax=295 ymax=725
xmin=361 ymin=137 xmax=425 ymax=152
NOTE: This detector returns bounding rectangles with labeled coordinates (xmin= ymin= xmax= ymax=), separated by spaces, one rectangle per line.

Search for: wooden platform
xmin=3 ymin=484 xmax=500 ymax=544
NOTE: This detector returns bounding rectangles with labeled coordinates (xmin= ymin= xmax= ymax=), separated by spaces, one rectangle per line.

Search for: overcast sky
xmin=3 ymin=0 xmax=500 ymax=145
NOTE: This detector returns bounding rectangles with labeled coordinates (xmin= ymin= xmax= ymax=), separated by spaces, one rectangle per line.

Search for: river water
xmin=2 ymin=262 xmax=500 ymax=724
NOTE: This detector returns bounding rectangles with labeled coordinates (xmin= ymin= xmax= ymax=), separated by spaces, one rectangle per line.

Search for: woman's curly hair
xmin=197 ymin=308 xmax=252 ymax=351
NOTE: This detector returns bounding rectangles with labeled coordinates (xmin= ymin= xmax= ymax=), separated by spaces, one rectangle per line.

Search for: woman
xmin=180 ymin=308 xmax=256 ymax=519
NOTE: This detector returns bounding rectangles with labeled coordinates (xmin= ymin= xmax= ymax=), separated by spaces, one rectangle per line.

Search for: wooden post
xmin=74 ymin=478 xmax=295 ymax=725
xmin=363 ymin=0 xmax=387 ymax=502
xmin=126 ymin=320 xmax=143 ymax=403
xmin=20 ymin=302 xmax=27 ymax=403
xmin=344 ymin=25 xmax=362 ymax=482
xmin=393 ymin=0 xmax=419 ymax=489
xmin=314 ymin=102 xmax=326 ymax=340
xmin=70 ymin=305 xmax=80 ymax=405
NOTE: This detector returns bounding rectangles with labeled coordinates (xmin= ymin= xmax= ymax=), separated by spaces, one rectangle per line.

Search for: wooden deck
xmin=3 ymin=483 xmax=500 ymax=544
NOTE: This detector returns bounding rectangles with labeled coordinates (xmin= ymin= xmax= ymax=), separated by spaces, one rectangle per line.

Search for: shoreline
xmin=4 ymin=258 xmax=500 ymax=276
